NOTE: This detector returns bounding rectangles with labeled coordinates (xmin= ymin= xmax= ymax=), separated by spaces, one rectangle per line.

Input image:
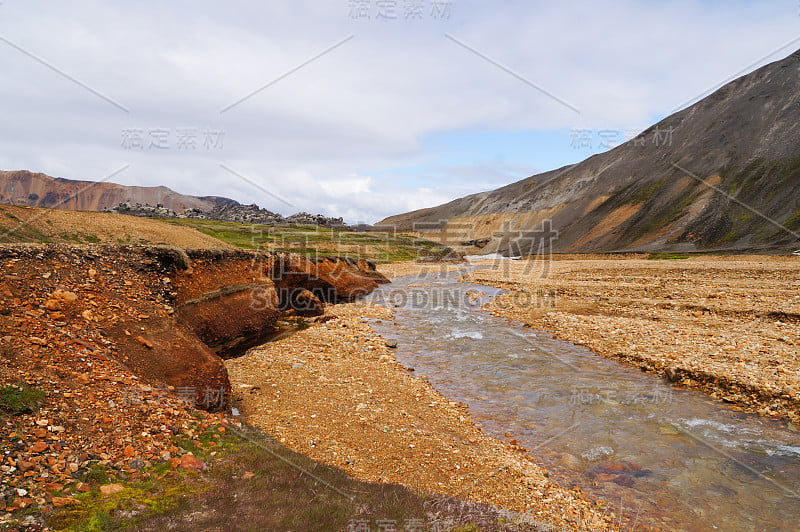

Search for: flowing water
xmin=367 ymin=269 xmax=800 ymax=531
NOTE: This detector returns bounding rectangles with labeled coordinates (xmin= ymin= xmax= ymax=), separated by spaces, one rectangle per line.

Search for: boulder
xmin=273 ymin=255 xmax=388 ymax=303
xmin=177 ymin=283 xmax=281 ymax=359
xmin=289 ymin=289 xmax=324 ymax=317
xmin=108 ymin=317 xmax=230 ymax=410
xmin=44 ymin=289 xmax=78 ymax=311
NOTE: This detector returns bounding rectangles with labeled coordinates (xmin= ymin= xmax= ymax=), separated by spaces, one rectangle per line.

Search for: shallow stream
xmin=367 ymin=268 xmax=800 ymax=531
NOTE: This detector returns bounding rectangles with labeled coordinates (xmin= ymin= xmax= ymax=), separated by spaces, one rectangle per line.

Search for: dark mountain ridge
xmin=380 ymin=48 xmax=800 ymax=254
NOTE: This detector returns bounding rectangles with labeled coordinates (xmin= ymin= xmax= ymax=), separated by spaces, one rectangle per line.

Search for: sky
xmin=1 ymin=1 xmax=799 ymax=224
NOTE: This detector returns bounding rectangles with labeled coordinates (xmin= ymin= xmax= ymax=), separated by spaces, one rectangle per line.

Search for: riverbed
xmin=368 ymin=268 xmax=800 ymax=531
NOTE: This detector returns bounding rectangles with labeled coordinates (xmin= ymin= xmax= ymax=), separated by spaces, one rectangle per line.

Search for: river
xmin=367 ymin=268 xmax=800 ymax=531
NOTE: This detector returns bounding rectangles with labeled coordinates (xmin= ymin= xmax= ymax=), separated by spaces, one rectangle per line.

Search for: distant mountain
xmin=0 ymin=170 xmax=239 ymax=213
xmin=380 ymin=49 xmax=800 ymax=254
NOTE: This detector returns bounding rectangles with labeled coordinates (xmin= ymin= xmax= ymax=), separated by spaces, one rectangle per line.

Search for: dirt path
xmin=227 ymin=302 xmax=616 ymax=531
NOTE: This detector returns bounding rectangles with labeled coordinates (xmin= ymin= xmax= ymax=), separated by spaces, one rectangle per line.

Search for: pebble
xmin=99 ymin=483 xmax=125 ymax=496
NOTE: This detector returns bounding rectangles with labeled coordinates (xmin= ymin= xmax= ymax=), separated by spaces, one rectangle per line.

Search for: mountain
xmin=380 ymin=49 xmax=800 ymax=254
xmin=0 ymin=170 xmax=239 ymax=213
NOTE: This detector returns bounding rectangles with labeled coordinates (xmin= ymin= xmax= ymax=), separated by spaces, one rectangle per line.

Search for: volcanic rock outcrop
xmin=0 ymin=244 xmax=388 ymax=410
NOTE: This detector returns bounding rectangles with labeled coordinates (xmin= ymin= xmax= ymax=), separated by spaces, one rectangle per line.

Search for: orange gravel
xmin=227 ymin=301 xmax=615 ymax=531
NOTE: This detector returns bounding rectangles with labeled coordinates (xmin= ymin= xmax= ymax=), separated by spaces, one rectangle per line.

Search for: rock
xmin=128 ymin=459 xmax=145 ymax=469
xmin=665 ymin=367 xmax=681 ymax=382
xmin=177 ymin=284 xmax=280 ymax=359
xmin=31 ymin=442 xmax=48 ymax=453
xmin=29 ymin=337 xmax=47 ymax=346
xmin=100 ymin=483 xmax=125 ymax=496
xmin=51 ymin=497 xmax=78 ymax=507
xmin=49 ymin=289 xmax=77 ymax=310
xmin=110 ymin=317 xmax=230 ymax=411
xmin=135 ymin=336 xmax=153 ymax=349
xmin=178 ymin=454 xmax=207 ymax=471
xmin=385 ymin=339 xmax=398 ymax=348
xmin=274 ymin=255 xmax=388 ymax=304
xmin=123 ymin=445 xmax=135 ymax=457
xmin=290 ymin=289 xmax=324 ymax=317
xmin=612 ymin=475 xmax=635 ymax=487
xmin=594 ymin=473 xmax=618 ymax=483
xmin=559 ymin=453 xmax=583 ymax=470
xmin=16 ymin=461 xmax=36 ymax=473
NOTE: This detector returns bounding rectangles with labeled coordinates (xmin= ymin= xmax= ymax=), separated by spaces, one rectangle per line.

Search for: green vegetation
xmin=783 ymin=209 xmax=800 ymax=232
xmin=721 ymin=157 xmax=800 ymax=243
xmin=59 ymin=233 xmax=102 ymax=244
xmin=726 ymin=158 xmax=768 ymax=195
xmin=0 ymin=218 xmax=53 ymax=244
xmin=0 ymin=383 xmax=45 ymax=415
xmin=627 ymin=177 xmax=669 ymax=205
xmin=0 ymin=206 xmax=452 ymax=261
xmin=48 ymin=424 xmax=513 ymax=531
xmin=726 ymin=157 xmax=800 ymax=199
xmin=639 ymin=192 xmax=697 ymax=236
xmin=647 ymin=252 xmax=690 ymax=260
xmin=164 ymin=219 xmax=450 ymax=262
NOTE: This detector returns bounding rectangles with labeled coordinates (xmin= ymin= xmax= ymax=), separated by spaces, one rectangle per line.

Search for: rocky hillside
xmin=380 ymin=49 xmax=800 ymax=254
xmin=0 ymin=170 xmax=237 ymax=213
xmin=0 ymin=244 xmax=389 ymax=522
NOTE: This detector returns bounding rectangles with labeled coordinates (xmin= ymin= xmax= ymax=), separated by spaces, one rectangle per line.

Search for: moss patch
xmin=0 ymin=383 xmax=45 ymax=416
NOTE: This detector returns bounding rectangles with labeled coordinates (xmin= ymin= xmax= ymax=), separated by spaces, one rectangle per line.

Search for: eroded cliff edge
xmin=0 ymin=245 xmax=388 ymax=410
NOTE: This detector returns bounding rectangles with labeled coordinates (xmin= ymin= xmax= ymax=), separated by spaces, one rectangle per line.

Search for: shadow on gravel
xmin=51 ymin=424 xmax=551 ymax=532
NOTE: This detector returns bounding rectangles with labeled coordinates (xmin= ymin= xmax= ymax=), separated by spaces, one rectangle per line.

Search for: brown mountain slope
xmin=380 ymin=49 xmax=800 ymax=254
xmin=0 ymin=204 xmax=233 ymax=248
xmin=0 ymin=170 xmax=237 ymax=213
